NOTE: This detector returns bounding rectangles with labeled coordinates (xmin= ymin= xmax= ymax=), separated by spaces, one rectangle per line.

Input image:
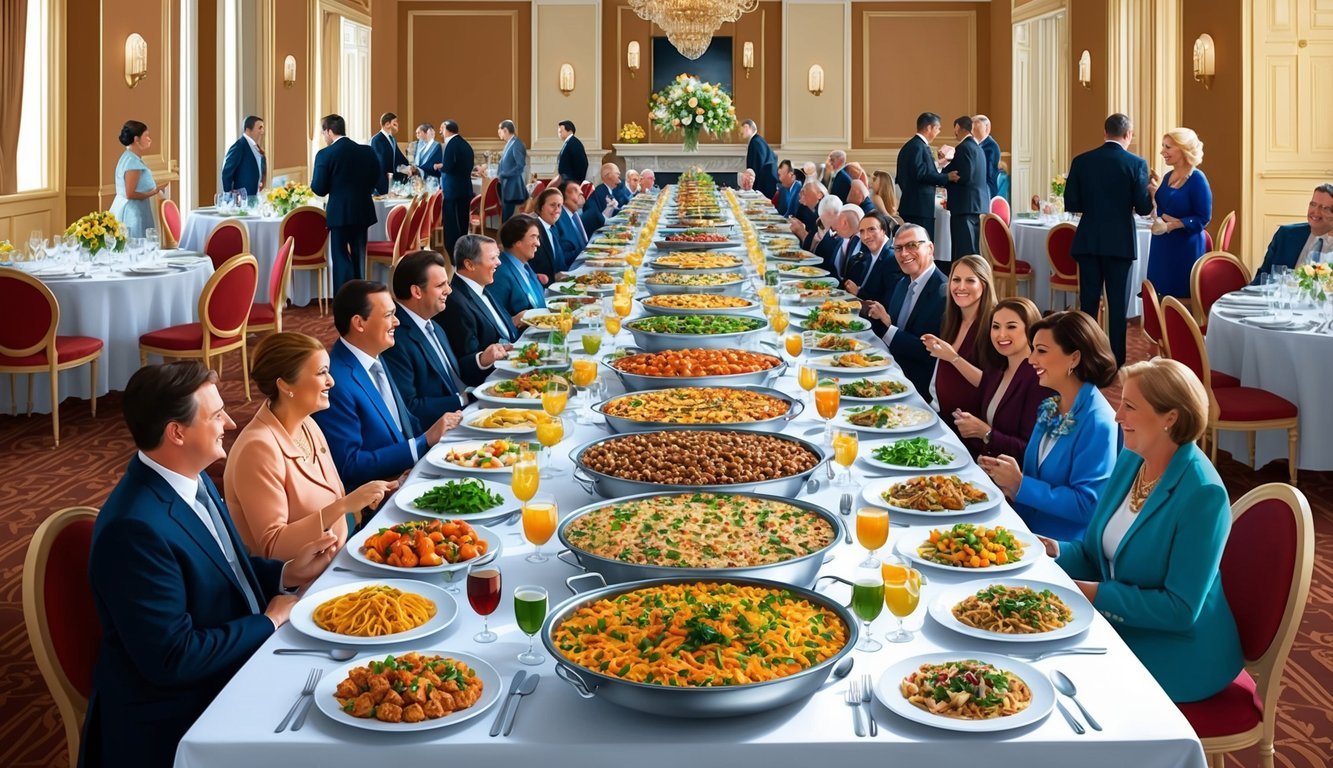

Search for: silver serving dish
xmin=638 ymin=294 xmax=760 ymax=317
xmin=601 ymin=348 xmax=787 ymax=392
xmin=569 ymin=427 xmax=828 ymax=499
xmin=625 ymin=316 xmax=769 ymax=351
xmin=647 ymin=257 xmax=746 ymax=274
xmin=653 ymin=239 xmax=742 ymax=251
xmin=544 ymin=573 xmax=858 ymax=718
xmin=591 ymin=384 xmax=805 ymax=434
xmin=643 ymin=275 xmax=748 ymax=295
xmin=554 ymin=491 xmax=842 ymax=587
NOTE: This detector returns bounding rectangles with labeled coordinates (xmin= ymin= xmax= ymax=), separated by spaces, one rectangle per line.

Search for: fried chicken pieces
xmin=334 ymin=652 xmax=483 ymax=723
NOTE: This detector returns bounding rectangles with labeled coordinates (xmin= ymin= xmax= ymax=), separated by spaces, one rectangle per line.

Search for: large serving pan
xmin=543 ymin=573 xmax=858 ymax=718
xmin=553 ymin=491 xmax=842 ymax=587
xmin=638 ymin=294 xmax=761 ymax=317
xmin=642 ymin=275 xmax=747 ymax=296
xmin=569 ymin=427 xmax=828 ymax=499
xmin=591 ymin=384 xmax=805 ymax=434
xmin=601 ymin=348 xmax=788 ymax=392
xmin=625 ymin=317 xmax=769 ymax=352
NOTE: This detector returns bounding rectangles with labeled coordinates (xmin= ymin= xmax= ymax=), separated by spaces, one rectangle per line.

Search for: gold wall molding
xmin=405 ymin=9 xmax=521 ymax=135
xmin=1012 ymin=0 xmax=1068 ymax=24
xmin=859 ymin=10 xmax=977 ymax=146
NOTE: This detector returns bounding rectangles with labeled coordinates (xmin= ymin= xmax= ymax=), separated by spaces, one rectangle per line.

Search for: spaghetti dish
xmin=952 ymin=585 xmax=1074 ymax=634
xmin=552 ymin=582 xmax=847 ymax=687
xmin=334 ymin=652 xmax=483 ymax=723
xmin=882 ymin=475 xmax=990 ymax=511
xmin=312 ymin=585 xmax=437 ymax=637
xmin=900 ymin=659 xmax=1033 ymax=720
xmin=917 ymin=524 xmax=1025 ymax=568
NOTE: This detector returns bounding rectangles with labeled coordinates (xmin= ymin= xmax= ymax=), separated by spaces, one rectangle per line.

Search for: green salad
xmin=627 ymin=315 xmax=766 ymax=335
xmin=412 ymin=479 xmax=506 ymax=515
xmin=870 ymin=437 xmax=956 ymax=468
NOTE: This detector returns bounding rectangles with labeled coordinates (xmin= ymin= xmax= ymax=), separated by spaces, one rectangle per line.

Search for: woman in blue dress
xmin=109 ymin=120 xmax=168 ymax=238
xmin=1146 ymin=127 xmax=1212 ymax=298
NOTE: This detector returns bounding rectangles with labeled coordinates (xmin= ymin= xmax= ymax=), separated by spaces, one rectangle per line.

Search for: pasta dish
xmin=468 ymin=409 xmax=543 ymax=430
xmin=917 ymin=524 xmax=1025 ymax=568
xmin=900 ymin=659 xmax=1032 ymax=719
xmin=312 ymin=585 xmax=437 ymax=637
xmin=600 ymin=387 xmax=790 ymax=424
xmin=952 ymin=585 xmax=1073 ymax=634
xmin=334 ymin=652 xmax=483 ymax=723
xmin=882 ymin=475 xmax=990 ymax=511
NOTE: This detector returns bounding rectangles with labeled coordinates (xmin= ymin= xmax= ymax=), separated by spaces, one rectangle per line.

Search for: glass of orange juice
xmin=535 ymin=414 xmax=564 ymax=479
xmin=604 ymin=313 xmax=622 ymax=352
xmin=882 ymin=556 xmax=922 ymax=643
xmin=856 ymin=506 xmax=889 ymax=567
xmin=571 ymin=356 xmax=598 ymax=424
xmin=541 ymin=378 xmax=568 ymax=417
xmin=814 ymin=377 xmax=840 ymax=445
xmin=784 ymin=332 xmax=803 ymax=359
xmin=770 ymin=311 xmax=790 ymax=336
xmin=511 ymin=449 xmax=540 ymax=502
xmin=612 ymin=294 xmax=633 ymax=319
xmin=522 ymin=494 xmax=559 ymax=563
xmin=832 ymin=428 xmax=859 ymax=488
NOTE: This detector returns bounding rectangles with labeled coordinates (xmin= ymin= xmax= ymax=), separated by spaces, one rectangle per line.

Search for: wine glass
xmin=603 ymin=312 xmax=622 ymax=352
xmin=535 ymin=414 xmax=564 ymax=479
xmin=832 ymin=428 xmax=858 ymax=488
xmin=784 ymin=332 xmax=804 ymax=360
xmin=814 ymin=377 xmax=840 ymax=445
xmin=856 ymin=506 xmax=889 ymax=567
xmin=522 ymin=494 xmax=558 ymax=563
xmin=542 ymin=378 xmax=569 ymax=418
xmin=514 ymin=585 xmax=548 ymax=665
xmin=769 ymin=310 xmax=790 ymax=342
xmin=467 ymin=564 xmax=501 ymax=643
xmin=798 ymin=364 xmax=818 ymax=412
xmin=570 ymin=356 xmax=598 ymax=425
xmin=850 ymin=564 xmax=885 ymax=652
xmin=881 ymin=556 xmax=922 ymax=643
xmin=511 ymin=448 xmax=539 ymax=503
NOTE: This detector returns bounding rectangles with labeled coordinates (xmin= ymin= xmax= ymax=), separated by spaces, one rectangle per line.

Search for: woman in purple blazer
xmin=954 ymin=297 xmax=1052 ymax=459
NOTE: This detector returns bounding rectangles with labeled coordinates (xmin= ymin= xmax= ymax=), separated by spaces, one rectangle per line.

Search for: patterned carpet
xmin=0 ymin=307 xmax=1329 ymax=767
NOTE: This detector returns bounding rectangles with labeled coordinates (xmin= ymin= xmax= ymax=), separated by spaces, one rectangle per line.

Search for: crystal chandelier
xmin=632 ymin=0 xmax=759 ymax=60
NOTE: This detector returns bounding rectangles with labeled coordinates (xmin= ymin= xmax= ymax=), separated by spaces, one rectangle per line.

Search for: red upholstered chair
xmin=1160 ymin=296 xmax=1297 ymax=482
xmin=1191 ymin=251 xmax=1252 ymax=330
xmin=980 ymin=213 xmax=1032 ymax=298
xmin=989 ymin=195 xmax=1011 ymax=226
xmin=248 ymin=235 xmax=295 ymax=339
xmin=367 ymin=196 xmax=420 ymax=281
xmin=1139 ymin=279 xmax=1167 ymax=355
xmin=139 ymin=254 xmax=259 ymax=402
xmin=365 ymin=202 xmax=409 ymax=271
xmin=281 ymin=206 xmax=331 ymax=314
xmin=0 ymin=268 xmax=104 ymax=447
xmin=1215 ymin=210 xmax=1237 ymax=253
xmin=770 ymin=190 xmax=782 ymax=208
xmin=580 ymin=181 xmax=594 ymax=199
xmin=1045 ymin=222 xmax=1080 ymax=310
xmin=473 ymin=178 xmax=502 ymax=238
xmin=424 ymin=189 xmax=444 ymax=249
xmin=1203 ymin=230 xmax=1214 ymax=252
xmin=159 ymin=198 xmax=183 ymax=248
xmin=203 ymin=219 xmax=250 ymax=270
xmin=1178 ymin=483 xmax=1313 ymax=768
xmin=23 ymin=505 xmax=100 ymax=764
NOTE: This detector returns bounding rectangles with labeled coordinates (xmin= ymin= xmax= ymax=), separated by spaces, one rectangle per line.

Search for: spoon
xmin=274 ymin=648 xmax=357 ymax=661
xmin=822 ymin=655 xmax=855 ymax=688
xmin=839 ymin=493 xmax=854 ymax=544
xmin=1050 ymin=670 xmax=1102 ymax=731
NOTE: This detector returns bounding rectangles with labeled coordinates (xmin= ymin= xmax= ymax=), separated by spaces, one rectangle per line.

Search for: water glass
xmin=514 ymin=586 xmax=548 ymax=665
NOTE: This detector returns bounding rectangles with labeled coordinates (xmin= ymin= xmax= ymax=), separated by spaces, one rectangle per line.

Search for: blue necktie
xmin=423 ymin=320 xmax=461 ymax=394
xmin=195 ymin=485 xmax=262 ymax=614
xmin=523 ymin=262 xmax=546 ymax=308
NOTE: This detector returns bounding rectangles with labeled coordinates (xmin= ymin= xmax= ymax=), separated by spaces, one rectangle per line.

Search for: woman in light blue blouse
xmin=978 ymin=310 xmax=1119 ymax=540
xmin=109 ymin=120 xmax=168 ymax=238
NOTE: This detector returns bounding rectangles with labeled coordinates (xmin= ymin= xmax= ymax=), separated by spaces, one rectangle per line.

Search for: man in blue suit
xmin=896 ymin=112 xmax=950 ymax=241
xmin=556 ymin=120 xmax=589 ymax=183
xmin=491 ymin=214 xmax=548 ymax=325
xmin=830 ymin=204 xmax=863 ymax=284
xmin=826 ymin=150 xmax=852 ymax=202
xmin=845 ymin=212 xmax=904 ymax=313
xmin=741 ymin=119 xmax=779 ymax=198
xmin=531 ymin=187 xmax=567 ymax=280
xmin=441 ymin=235 xmax=519 ymax=387
xmin=972 ymin=115 xmax=1002 ymax=200
xmin=220 ymin=115 xmax=266 ymax=196
xmin=558 ymin=179 xmax=591 ymax=264
xmin=310 ymin=113 xmax=380 ymax=291
xmin=1064 ymin=113 xmax=1154 ymax=366
xmin=82 ymin=361 xmax=337 ymax=768
xmin=1252 ymin=184 xmax=1333 ymax=281
xmin=496 ymin=119 xmax=529 ymax=221
xmin=440 ymin=120 xmax=475 ymax=257
xmin=788 ymin=180 xmax=823 ymax=251
xmin=411 ymin=123 xmax=443 ymax=181
xmin=777 ymin=160 xmax=803 ymax=217
xmin=583 ymin=163 xmax=622 ymax=234
xmin=313 ymin=280 xmax=464 ymax=489
xmin=865 ymin=224 xmax=948 ymax=402
xmin=942 ymin=115 xmax=989 ymax=259
xmin=382 ymin=250 xmax=473 ymax=427
xmin=370 ymin=112 xmax=410 ymax=195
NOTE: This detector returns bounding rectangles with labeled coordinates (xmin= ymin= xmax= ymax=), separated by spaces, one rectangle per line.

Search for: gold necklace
xmin=1129 ymin=465 xmax=1161 ymax=513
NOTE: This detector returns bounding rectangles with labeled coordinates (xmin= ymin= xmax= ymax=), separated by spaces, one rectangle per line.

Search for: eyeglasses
xmin=1308 ymin=201 xmax=1333 ymax=214
xmin=894 ymin=240 xmax=929 ymax=252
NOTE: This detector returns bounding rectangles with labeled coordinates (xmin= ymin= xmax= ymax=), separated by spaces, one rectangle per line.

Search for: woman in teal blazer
xmin=1047 ymin=359 xmax=1242 ymax=703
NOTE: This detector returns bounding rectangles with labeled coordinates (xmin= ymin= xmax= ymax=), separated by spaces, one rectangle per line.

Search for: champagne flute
xmin=522 ymin=494 xmax=558 ymax=563
xmin=881 ymin=556 xmax=922 ymax=643
xmin=850 ymin=564 xmax=885 ymax=652
xmin=535 ymin=415 xmax=564 ymax=479
xmin=814 ymin=377 xmax=840 ymax=445
xmin=514 ymin=585 xmax=548 ymax=665
xmin=542 ymin=378 xmax=569 ymax=417
xmin=570 ymin=356 xmax=598 ymax=425
xmin=511 ymin=448 xmax=539 ymax=503
xmin=832 ymin=428 xmax=858 ymax=488
xmin=467 ymin=565 xmax=501 ymax=643
xmin=856 ymin=506 xmax=889 ymax=567
xmin=798 ymin=364 xmax=818 ymax=412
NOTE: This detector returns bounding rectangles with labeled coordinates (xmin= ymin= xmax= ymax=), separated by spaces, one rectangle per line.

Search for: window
xmin=12 ymin=0 xmax=50 ymax=193
xmin=339 ymin=18 xmax=370 ymax=141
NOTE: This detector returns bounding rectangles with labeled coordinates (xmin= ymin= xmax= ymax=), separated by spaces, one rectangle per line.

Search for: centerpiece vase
xmin=682 ymin=126 xmax=700 ymax=152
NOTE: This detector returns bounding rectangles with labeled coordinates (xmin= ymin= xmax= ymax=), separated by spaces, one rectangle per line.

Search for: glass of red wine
xmin=467 ymin=565 xmax=501 ymax=643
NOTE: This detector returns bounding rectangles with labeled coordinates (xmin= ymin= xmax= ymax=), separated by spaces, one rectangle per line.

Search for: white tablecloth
xmin=175 ymin=200 xmax=1205 ymax=768
xmin=1205 ymin=304 xmax=1333 ymax=471
xmin=180 ymin=212 xmax=326 ymax=307
xmin=1011 ymin=217 xmax=1153 ymax=318
xmin=370 ymin=198 xmax=413 ymax=242
xmin=0 ymin=255 xmax=212 ymax=413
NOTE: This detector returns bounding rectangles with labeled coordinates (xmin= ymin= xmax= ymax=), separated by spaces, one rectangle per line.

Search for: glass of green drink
xmin=850 ymin=565 xmax=885 ymax=652
xmin=581 ymin=332 xmax=602 ymax=355
xmin=514 ymin=585 xmax=549 ymax=665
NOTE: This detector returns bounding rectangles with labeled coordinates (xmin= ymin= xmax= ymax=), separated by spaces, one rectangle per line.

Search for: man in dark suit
xmin=831 ymin=204 xmax=863 ymax=284
xmin=411 ymin=123 xmax=443 ymax=181
xmin=82 ymin=361 xmax=337 ymax=768
xmin=382 ymin=250 xmax=473 ymax=427
xmin=496 ymin=119 xmax=529 ymax=221
xmin=440 ymin=235 xmax=520 ymax=384
xmin=865 ymin=224 xmax=948 ymax=402
xmin=896 ymin=112 xmax=950 ymax=240
xmin=558 ymin=179 xmax=591 ymax=266
xmin=1252 ymin=184 xmax=1333 ymax=282
xmin=812 ymin=195 xmax=846 ymax=275
xmin=845 ymin=212 xmax=904 ymax=312
xmin=848 ymin=179 xmax=877 ymax=216
xmin=491 ymin=214 xmax=548 ymax=326
xmin=827 ymin=150 xmax=852 ymax=202
xmin=777 ymin=160 xmax=803 ymax=217
xmin=788 ymin=179 xmax=822 ymax=250
xmin=742 ymin=119 xmax=779 ymax=198
xmin=583 ymin=163 xmax=622 ymax=234
xmin=220 ymin=115 xmax=266 ymax=196
xmin=556 ymin=120 xmax=589 ymax=182
xmin=1064 ymin=113 xmax=1154 ymax=366
xmin=312 ymin=280 xmax=463 ymax=488
xmin=439 ymin=120 xmax=475 ymax=257
xmin=972 ymin=114 xmax=1002 ymax=200
xmin=531 ymin=186 xmax=567 ymax=280
xmin=310 ymin=113 xmax=380 ymax=291
xmin=370 ymin=112 xmax=409 ymax=195
xmin=942 ymin=115 xmax=988 ymax=259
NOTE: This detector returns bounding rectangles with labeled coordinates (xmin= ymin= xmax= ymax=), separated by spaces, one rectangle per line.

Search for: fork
xmin=275 ymin=668 xmax=322 ymax=733
xmin=860 ymin=673 xmax=877 ymax=736
xmin=1009 ymin=647 xmax=1107 ymax=663
xmin=845 ymin=680 xmax=866 ymax=737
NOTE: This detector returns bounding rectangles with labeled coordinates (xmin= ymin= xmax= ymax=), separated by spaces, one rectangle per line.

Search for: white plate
xmin=860 ymin=437 xmax=969 ymax=472
xmin=393 ymin=477 xmax=518 ymax=524
xmin=550 ymin=279 xmax=616 ymax=295
xmin=808 ymin=353 xmax=894 ymax=375
xmin=832 ymin=404 xmax=936 ymax=434
xmin=463 ymin=407 xmax=542 ymax=435
xmin=835 ymin=376 xmax=913 ymax=401
xmin=1214 ymin=293 xmax=1269 ymax=307
xmin=520 ymin=310 xmax=597 ymax=332
xmin=1240 ymin=314 xmax=1314 ymax=330
xmin=493 ymin=354 xmax=568 ymax=374
xmin=798 ymin=319 xmax=873 ymax=336
xmin=424 ymin=439 xmax=523 ymax=474
xmin=928 ymin=579 xmax=1095 ymax=643
xmin=895 ymin=525 xmax=1043 ymax=574
xmin=127 ymin=265 xmax=173 ymax=275
xmin=1213 ymin=306 xmax=1271 ymax=318
xmin=861 ymin=472 xmax=1002 ymax=517
xmin=30 ymin=268 xmax=82 ymax=279
xmin=289 ymin=579 xmax=458 ymax=646
xmin=347 ymin=522 xmax=503 ymax=575
xmin=767 ymin=255 xmax=822 ymax=267
xmin=314 ymin=650 xmax=503 ymax=732
xmin=472 ymin=384 xmax=546 ymax=408
xmin=875 ymin=652 xmax=1055 ymax=732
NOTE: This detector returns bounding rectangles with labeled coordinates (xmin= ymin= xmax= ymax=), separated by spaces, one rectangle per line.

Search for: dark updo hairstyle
xmin=119 ymin=120 xmax=148 ymax=147
xmin=1026 ymin=310 xmax=1118 ymax=388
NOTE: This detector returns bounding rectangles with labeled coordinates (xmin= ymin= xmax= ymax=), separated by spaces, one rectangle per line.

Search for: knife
xmin=489 ymin=671 xmax=528 ymax=737
xmin=1055 ymin=700 xmax=1086 ymax=735
xmin=502 ymin=673 xmax=540 ymax=736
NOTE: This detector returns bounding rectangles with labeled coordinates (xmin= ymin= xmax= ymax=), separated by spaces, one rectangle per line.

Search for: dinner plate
xmin=493 ymin=354 xmax=568 ymax=374
xmin=767 ymin=254 xmax=822 ymax=267
xmin=860 ymin=436 xmax=970 ymax=472
xmin=127 ymin=264 xmax=173 ymax=275
xmin=424 ymin=439 xmax=522 ymax=474
xmin=776 ymin=266 xmax=832 ymax=280
xmin=654 ymin=239 xmax=741 ymax=251
xmin=835 ymin=376 xmax=913 ymax=401
xmin=874 ymin=652 xmax=1056 ymax=732
xmin=807 ymin=353 xmax=893 ymax=375
xmin=1212 ymin=306 xmax=1271 ymax=318
xmin=462 ymin=407 xmax=543 ymax=435
xmin=861 ymin=471 xmax=1002 ymax=517
xmin=548 ymin=280 xmax=616 ymax=296
xmin=346 ymin=522 xmax=503 ymax=575
xmin=29 ymin=268 xmax=83 ymax=279
xmin=393 ymin=477 xmax=518 ymax=524
xmin=928 ymin=578 xmax=1095 ymax=643
xmin=472 ymin=385 xmax=546 ymax=408
xmin=832 ymin=405 xmax=936 ymax=434
xmin=1241 ymin=314 xmax=1315 ymax=331
xmin=313 ymin=650 xmax=503 ymax=732
xmin=519 ymin=310 xmax=597 ymax=334
xmin=1214 ymin=293 xmax=1269 ymax=307
xmin=289 ymin=579 xmax=458 ymax=646
xmin=895 ymin=525 xmax=1044 ymax=574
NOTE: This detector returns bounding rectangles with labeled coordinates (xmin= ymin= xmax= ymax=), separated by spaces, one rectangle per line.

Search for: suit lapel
xmin=398 ymin=309 xmax=447 ymax=381
xmin=338 ymin=346 xmax=403 ymax=442
xmin=1112 ymin=446 xmax=1194 ymax=563
xmin=137 ymin=459 xmax=251 ymax=596
xmin=256 ymin=404 xmax=341 ymax=496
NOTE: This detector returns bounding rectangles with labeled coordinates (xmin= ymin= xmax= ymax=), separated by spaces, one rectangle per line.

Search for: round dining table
xmin=1009 ymin=215 xmax=1154 ymax=318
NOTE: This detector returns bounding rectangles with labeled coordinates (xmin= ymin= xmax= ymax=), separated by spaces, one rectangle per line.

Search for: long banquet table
xmin=175 ymin=189 xmax=1205 ymax=768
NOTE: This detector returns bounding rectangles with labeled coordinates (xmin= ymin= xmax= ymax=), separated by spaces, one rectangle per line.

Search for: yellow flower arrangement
xmin=1296 ymin=262 xmax=1333 ymax=299
xmin=618 ymin=122 xmax=646 ymax=144
xmin=649 ymin=74 xmax=737 ymax=152
xmin=0 ymin=240 xmax=13 ymax=257
xmin=266 ymin=180 xmax=314 ymax=215
xmin=65 ymin=211 xmax=127 ymax=255
xmin=1050 ymin=174 xmax=1068 ymax=197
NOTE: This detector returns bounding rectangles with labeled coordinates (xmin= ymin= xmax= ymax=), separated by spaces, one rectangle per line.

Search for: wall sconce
xmin=1078 ymin=50 xmax=1091 ymax=89
xmin=559 ymin=63 xmax=575 ymax=96
xmin=807 ymin=64 xmax=824 ymax=97
xmin=742 ymin=42 xmax=755 ymax=79
xmin=1193 ymin=33 xmax=1216 ymax=89
xmin=124 ymin=33 xmax=148 ymax=88
xmin=283 ymin=55 xmax=297 ymax=88
xmin=627 ymin=41 xmax=640 ymax=78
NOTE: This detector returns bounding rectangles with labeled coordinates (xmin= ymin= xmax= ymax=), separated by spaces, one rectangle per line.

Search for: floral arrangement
xmin=266 ymin=180 xmax=315 ymax=215
xmin=65 ymin=211 xmax=127 ymax=256
xmin=649 ymin=74 xmax=737 ymax=152
xmin=679 ymin=168 xmax=715 ymax=185
xmin=618 ymin=122 xmax=646 ymax=144
xmin=0 ymin=240 xmax=12 ymax=258
xmin=1296 ymin=263 xmax=1333 ymax=300
xmin=1050 ymin=174 xmax=1067 ymax=197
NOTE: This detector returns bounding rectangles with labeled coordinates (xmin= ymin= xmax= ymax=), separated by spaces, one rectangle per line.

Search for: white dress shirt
xmin=881 ymin=264 xmax=937 ymax=345
xmin=401 ymin=305 xmax=464 ymax=388
xmin=459 ymin=273 xmax=511 ymax=341
xmin=338 ymin=338 xmax=418 ymax=461
xmin=1101 ymin=492 xmax=1136 ymax=578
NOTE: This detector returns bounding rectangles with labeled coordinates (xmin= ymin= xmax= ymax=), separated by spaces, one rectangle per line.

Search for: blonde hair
xmin=1164 ymin=127 xmax=1204 ymax=168
xmin=1120 ymin=358 xmax=1209 ymax=444
xmin=845 ymin=162 xmax=868 ymax=183
xmin=250 ymin=332 xmax=326 ymax=402
xmin=871 ymin=170 xmax=899 ymax=219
